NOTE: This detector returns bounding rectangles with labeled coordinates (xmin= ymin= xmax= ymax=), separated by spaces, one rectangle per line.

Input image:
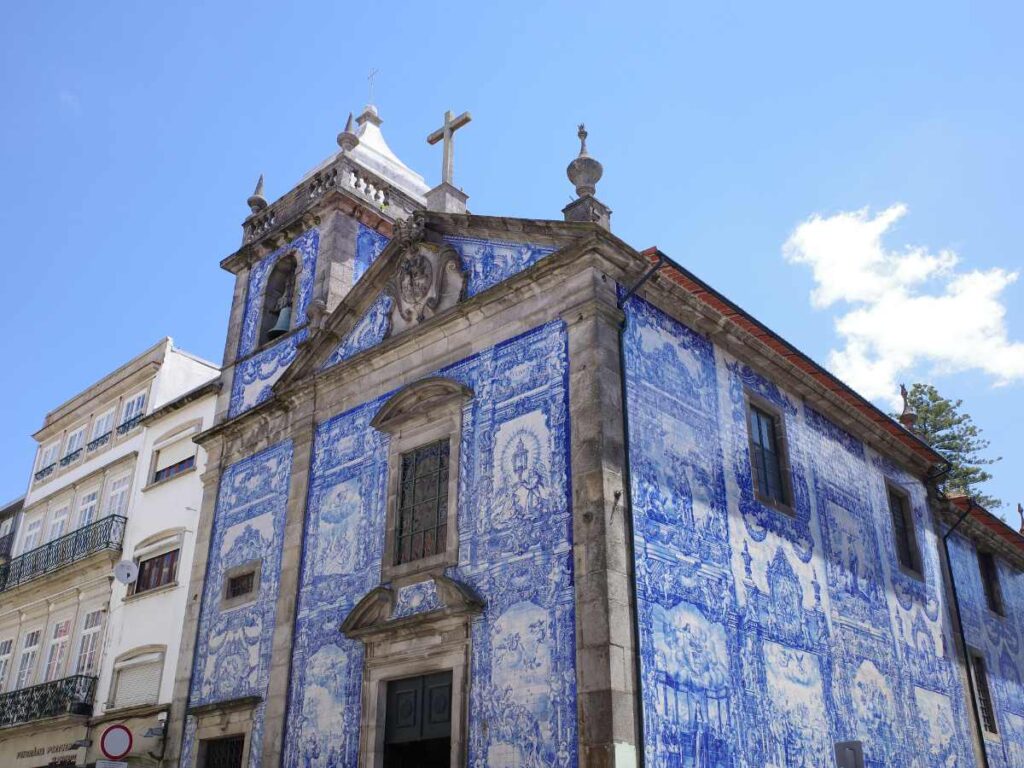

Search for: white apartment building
xmin=0 ymin=338 xmax=218 ymax=768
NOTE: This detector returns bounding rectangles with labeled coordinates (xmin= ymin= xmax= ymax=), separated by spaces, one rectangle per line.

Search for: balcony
xmin=0 ymin=515 xmax=126 ymax=593
xmin=116 ymin=415 xmax=142 ymax=435
xmin=87 ymin=431 xmax=111 ymax=452
xmin=0 ymin=675 xmax=96 ymax=728
xmin=33 ymin=463 xmax=56 ymax=483
xmin=59 ymin=448 xmax=83 ymax=467
xmin=0 ymin=531 xmax=13 ymax=560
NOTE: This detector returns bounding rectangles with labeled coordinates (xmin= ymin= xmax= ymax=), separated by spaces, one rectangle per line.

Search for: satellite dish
xmin=113 ymin=560 xmax=138 ymax=585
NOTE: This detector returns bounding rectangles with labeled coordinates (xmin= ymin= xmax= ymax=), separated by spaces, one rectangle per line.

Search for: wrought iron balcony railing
xmin=87 ymin=431 xmax=111 ymax=452
xmin=33 ymin=463 xmax=56 ymax=482
xmin=59 ymin=448 xmax=83 ymax=467
xmin=0 ymin=674 xmax=96 ymax=728
xmin=0 ymin=515 xmax=126 ymax=593
xmin=116 ymin=415 xmax=143 ymax=435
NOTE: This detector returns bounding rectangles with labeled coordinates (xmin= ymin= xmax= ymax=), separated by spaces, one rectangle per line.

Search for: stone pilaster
xmin=258 ymin=393 xmax=317 ymax=767
xmin=562 ymin=269 xmax=640 ymax=768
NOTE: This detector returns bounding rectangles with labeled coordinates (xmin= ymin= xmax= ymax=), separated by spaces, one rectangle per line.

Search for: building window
xmin=978 ymin=551 xmax=1004 ymax=616
xmin=48 ymin=505 xmax=70 ymax=542
xmin=62 ymin=426 xmax=86 ymax=463
xmin=201 ymin=735 xmax=245 ymax=768
xmin=76 ymin=489 xmax=100 ymax=528
xmin=221 ymin=561 xmax=261 ymax=610
xmin=109 ymin=648 xmax=164 ymax=710
xmin=119 ymin=391 xmax=147 ymax=431
xmin=105 ymin=475 xmax=132 ymax=518
xmin=132 ymin=549 xmax=180 ymax=594
xmin=43 ymin=620 xmax=72 ymax=682
xmin=395 ymin=439 xmax=451 ymax=566
xmin=259 ymin=254 xmax=298 ymax=346
xmin=746 ymin=398 xmax=791 ymax=509
xmin=969 ymin=650 xmax=999 ymax=735
xmin=37 ymin=442 xmax=60 ymax=471
xmin=75 ymin=610 xmax=104 ymax=675
xmin=92 ymin=409 xmax=115 ymax=440
xmin=20 ymin=518 xmax=42 ymax=553
xmin=0 ymin=639 xmax=13 ymax=692
xmin=152 ymin=437 xmax=197 ymax=485
xmin=887 ymin=485 xmax=921 ymax=575
xmin=15 ymin=630 xmax=41 ymax=689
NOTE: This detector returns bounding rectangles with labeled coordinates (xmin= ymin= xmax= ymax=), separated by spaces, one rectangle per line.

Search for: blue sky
xmin=1 ymin=1 xmax=1020 ymax=517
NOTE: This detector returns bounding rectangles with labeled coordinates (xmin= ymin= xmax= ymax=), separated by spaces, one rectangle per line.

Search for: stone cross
xmin=367 ymin=68 xmax=379 ymax=104
xmin=427 ymin=110 xmax=472 ymax=186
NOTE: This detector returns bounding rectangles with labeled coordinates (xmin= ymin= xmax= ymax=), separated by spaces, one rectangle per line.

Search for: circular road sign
xmin=100 ymin=723 xmax=133 ymax=760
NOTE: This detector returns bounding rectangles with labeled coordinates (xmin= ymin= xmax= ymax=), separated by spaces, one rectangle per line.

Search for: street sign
xmin=99 ymin=723 xmax=133 ymax=760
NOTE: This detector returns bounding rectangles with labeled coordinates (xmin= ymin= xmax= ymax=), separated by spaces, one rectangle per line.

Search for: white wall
xmin=93 ymin=390 xmax=216 ymax=713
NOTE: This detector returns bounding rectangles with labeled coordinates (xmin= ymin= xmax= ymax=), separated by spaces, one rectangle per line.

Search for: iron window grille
xmin=33 ymin=463 xmax=56 ymax=482
xmin=226 ymin=571 xmax=255 ymax=600
xmin=969 ymin=651 xmax=999 ymax=735
xmin=202 ymin=734 xmax=245 ymax=768
xmin=0 ymin=674 xmax=96 ymax=728
xmin=0 ymin=515 xmax=126 ymax=593
xmin=116 ymin=414 xmax=143 ymax=435
xmin=87 ymin=432 xmax=112 ymax=452
xmin=59 ymin=448 xmax=83 ymax=467
xmin=395 ymin=439 xmax=450 ymax=566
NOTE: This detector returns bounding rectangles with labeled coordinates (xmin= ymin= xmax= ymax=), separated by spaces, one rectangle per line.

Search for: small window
xmin=395 ymin=439 xmax=451 ymax=566
xmin=969 ymin=650 xmax=999 ymax=735
xmin=221 ymin=561 xmax=261 ymax=610
xmin=259 ymin=254 xmax=298 ymax=346
xmin=201 ymin=735 xmax=245 ymax=768
xmin=152 ymin=438 xmax=197 ymax=484
xmin=746 ymin=399 xmax=791 ymax=509
xmin=0 ymin=639 xmax=13 ymax=692
xmin=978 ymin=551 xmax=1004 ymax=616
xmin=132 ymin=549 xmax=180 ymax=594
xmin=75 ymin=610 xmax=104 ymax=675
xmin=887 ymin=485 xmax=921 ymax=575
xmin=110 ymin=649 xmax=163 ymax=709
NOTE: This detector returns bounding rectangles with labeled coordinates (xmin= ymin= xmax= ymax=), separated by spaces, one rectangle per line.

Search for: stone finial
xmin=898 ymin=383 xmax=918 ymax=431
xmin=566 ymin=123 xmax=603 ymax=197
xmin=563 ymin=123 xmax=611 ymax=229
xmin=247 ymin=174 xmax=268 ymax=214
xmin=337 ymin=112 xmax=359 ymax=151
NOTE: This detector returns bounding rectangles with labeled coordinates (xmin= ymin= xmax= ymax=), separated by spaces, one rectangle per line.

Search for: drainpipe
xmin=935 ymin=484 xmax=991 ymax=768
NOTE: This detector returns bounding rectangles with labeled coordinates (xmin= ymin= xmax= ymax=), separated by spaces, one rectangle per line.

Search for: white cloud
xmin=783 ymin=204 xmax=1024 ymax=405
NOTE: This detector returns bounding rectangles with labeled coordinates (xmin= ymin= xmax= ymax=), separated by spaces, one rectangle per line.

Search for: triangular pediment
xmin=276 ymin=213 xmax=588 ymax=390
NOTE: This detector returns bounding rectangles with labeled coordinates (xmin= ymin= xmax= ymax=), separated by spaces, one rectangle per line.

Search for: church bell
xmin=267 ymin=306 xmax=292 ymax=340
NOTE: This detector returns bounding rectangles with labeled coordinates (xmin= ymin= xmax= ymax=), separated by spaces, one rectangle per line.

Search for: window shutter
xmin=113 ymin=657 xmax=162 ymax=709
xmin=155 ymin=439 xmax=195 ymax=472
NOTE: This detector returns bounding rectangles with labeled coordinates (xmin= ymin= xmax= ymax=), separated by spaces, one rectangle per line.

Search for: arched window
xmin=259 ymin=254 xmax=298 ymax=345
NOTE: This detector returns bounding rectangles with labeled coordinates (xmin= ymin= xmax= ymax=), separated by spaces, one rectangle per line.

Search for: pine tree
xmin=897 ymin=383 xmax=1002 ymax=509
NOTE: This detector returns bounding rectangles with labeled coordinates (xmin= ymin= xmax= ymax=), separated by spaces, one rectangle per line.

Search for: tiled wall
xmin=283 ymin=321 xmax=576 ymax=767
xmin=949 ymin=533 xmax=1024 ymax=766
xmin=181 ymin=441 xmax=294 ymax=768
xmin=623 ymin=294 xmax=983 ymax=766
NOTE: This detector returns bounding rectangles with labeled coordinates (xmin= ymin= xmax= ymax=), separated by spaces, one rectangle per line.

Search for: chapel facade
xmin=164 ymin=105 xmax=1024 ymax=768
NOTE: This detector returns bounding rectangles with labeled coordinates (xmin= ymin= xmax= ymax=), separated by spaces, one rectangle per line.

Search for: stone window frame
xmin=220 ymin=560 xmax=262 ymax=612
xmin=144 ymin=418 xmax=203 ymax=491
xmin=186 ymin=697 xmax=260 ymax=768
xmin=371 ymin=377 xmax=473 ymax=584
xmin=884 ymin=481 xmax=924 ymax=581
xmin=256 ymin=250 xmax=303 ymax=350
xmin=743 ymin=389 xmax=796 ymax=516
xmin=967 ymin=645 xmax=1001 ymax=740
xmin=977 ymin=549 xmax=1006 ymax=618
